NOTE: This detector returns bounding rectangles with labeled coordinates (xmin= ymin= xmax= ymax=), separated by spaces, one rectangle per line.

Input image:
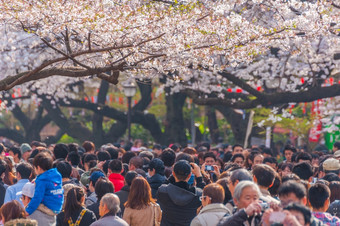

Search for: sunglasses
xmin=199 ymin=196 xmax=212 ymax=201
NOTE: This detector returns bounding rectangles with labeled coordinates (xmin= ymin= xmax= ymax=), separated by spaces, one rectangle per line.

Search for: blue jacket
xmin=26 ymin=168 xmax=64 ymax=215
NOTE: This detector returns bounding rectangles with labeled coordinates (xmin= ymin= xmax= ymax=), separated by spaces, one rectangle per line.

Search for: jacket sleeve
xmin=25 ymin=180 xmax=46 ymax=215
xmin=195 ymin=177 xmax=206 ymax=189
xmin=218 ymin=209 xmax=247 ymax=226
xmin=4 ymin=186 xmax=14 ymax=204
xmin=190 ymin=216 xmax=201 ymax=226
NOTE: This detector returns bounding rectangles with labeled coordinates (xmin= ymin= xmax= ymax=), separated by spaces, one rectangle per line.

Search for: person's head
xmin=82 ymin=141 xmax=95 ymax=153
xmin=99 ymin=193 xmax=120 ymax=217
xmin=262 ymin=148 xmax=273 ymax=157
xmin=203 ymin=152 xmax=216 ymax=166
xmin=232 ymin=144 xmax=243 ymax=155
xmin=322 ymin=158 xmax=340 ymax=175
xmin=308 ymin=183 xmax=330 ymax=211
xmin=64 ymin=186 xmax=85 ymax=222
xmin=97 ymin=151 xmax=111 ymax=162
xmin=0 ymin=200 xmax=26 ymax=223
xmin=33 ymin=152 xmax=53 ymax=175
xmin=263 ymin=157 xmax=278 ymax=170
xmin=183 ymin=147 xmax=197 ymax=156
xmin=56 ymin=161 xmax=72 ymax=179
xmin=216 ymin=178 xmax=232 ymax=205
xmin=268 ymin=174 xmax=282 ymax=197
xmin=278 ymin=181 xmax=307 ymax=208
xmin=20 ymin=143 xmax=32 ymax=161
xmin=284 ymin=203 xmax=312 ymax=226
xmin=292 ymin=162 xmax=313 ymax=181
xmin=322 ymin=173 xmax=340 ymax=182
xmin=280 ymin=162 xmax=293 ymax=177
xmin=230 ymin=154 xmax=244 ymax=167
xmin=125 ymin=177 xmax=155 ymax=209
xmin=95 ymin=178 xmax=115 ymax=201
xmin=283 ymin=145 xmax=296 ymax=162
xmin=0 ymin=159 xmax=7 ymax=179
xmin=8 ymin=147 xmax=21 ymax=162
xmin=89 ymin=171 xmax=105 ymax=190
xmin=139 ymin=151 xmax=154 ymax=161
xmin=252 ymin=164 xmax=276 ymax=189
xmin=106 ymin=147 xmax=119 ymax=160
xmin=67 ymin=151 xmax=80 ymax=166
xmin=233 ymin=181 xmax=261 ymax=209
xmin=108 ymin=159 xmax=123 ymax=174
xmin=129 ymin=156 xmax=143 ymax=171
xmin=16 ymin=162 xmax=33 ymax=180
xmin=148 ymin=158 xmax=165 ymax=177
xmin=201 ymin=183 xmax=225 ymax=207
xmin=295 ymin=152 xmax=312 ymax=164
xmin=83 ymin=153 xmax=98 ymax=171
xmin=121 ymin=151 xmax=136 ymax=164
xmin=173 ymin=160 xmax=192 ymax=182
xmin=329 ymin=181 xmax=340 ymax=203
xmin=153 ymin=144 xmax=163 ymax=156
xmin=229 ymin=169 xmax=253 ymax=196
xmin=333 ymin=142 xmax=340 ymax=152
xmin=247 ymin=151 xmax=263 ymax=168
xmin=53 ymin=143 xmax=69 ymax=160
xmin=160 ymin=148 xmax=176 ymax=167
xmin=20 ymin=182 xmax=35 ymax=207
xmin=124 ymin=171 xmax=138 ymax=186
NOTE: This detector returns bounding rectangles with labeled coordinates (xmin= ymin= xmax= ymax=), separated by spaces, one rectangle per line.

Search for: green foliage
xmin=58 ymin=134 xmax=80 ymax=144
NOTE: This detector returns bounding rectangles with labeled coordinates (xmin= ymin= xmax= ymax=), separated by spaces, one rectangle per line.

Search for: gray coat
xmin=90 ymin=215 xmax=128 ymax=226
xmin=190 ymin=203 xmax=231 ymax=226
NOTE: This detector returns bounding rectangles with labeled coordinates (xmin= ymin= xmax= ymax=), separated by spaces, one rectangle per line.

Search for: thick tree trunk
xmin=206 ymin=107 xmax=220 ymax=144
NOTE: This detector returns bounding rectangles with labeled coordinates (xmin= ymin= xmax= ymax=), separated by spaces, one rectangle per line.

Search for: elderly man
xmin=218 ymin=181 xmax=263 ymax=226
xmin=90 ymin=193 xmax=128 ymax=226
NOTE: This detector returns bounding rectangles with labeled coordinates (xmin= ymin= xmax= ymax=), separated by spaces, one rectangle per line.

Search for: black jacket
xmin=87 ymin=201 xmax=100 ymax=220
xmin=217 ymin=209 xmax=262 ymax=226
xmin=157 ymin=181 xmax=202 ymax=226
xmin=147 ymin=173 xmax=166 ymax=199
xmin=115 ymin=185 xmax=130 ymax=217
xmin=0 ymin=179 xmax=6 ymax=208
xmin=57 ymin=207 xmax=96 ymax=226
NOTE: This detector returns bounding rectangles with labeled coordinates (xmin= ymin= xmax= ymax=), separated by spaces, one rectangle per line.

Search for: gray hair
xmin=101 ymin=193 xmax=120 ymax=214
xmin=230 ymin=169 xmax=253 ymax=184
xmin=234 ymin=181 xmax=261 ymax=202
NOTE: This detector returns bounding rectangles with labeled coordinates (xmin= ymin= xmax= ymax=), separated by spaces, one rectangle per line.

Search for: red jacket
xmin=108 ymin=173 xmax=124 ymax=192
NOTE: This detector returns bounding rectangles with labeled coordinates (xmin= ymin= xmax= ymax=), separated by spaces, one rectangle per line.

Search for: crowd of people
xmin=0 ymin=139 xmax=340 ymax=226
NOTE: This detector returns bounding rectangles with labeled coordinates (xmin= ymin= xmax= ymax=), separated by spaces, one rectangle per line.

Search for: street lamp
xmin=122 ymin=79 xmax=137 ymax=142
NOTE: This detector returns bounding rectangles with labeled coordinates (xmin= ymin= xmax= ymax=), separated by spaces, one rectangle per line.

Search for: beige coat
xmin=123 ymin=203 xmax=162 ymax=226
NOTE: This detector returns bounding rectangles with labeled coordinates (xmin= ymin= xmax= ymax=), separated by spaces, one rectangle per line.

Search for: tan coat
xmin=123 ymin=203 xmax=162 ymax=226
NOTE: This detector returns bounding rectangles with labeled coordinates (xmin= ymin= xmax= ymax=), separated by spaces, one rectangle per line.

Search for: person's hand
xmin=190 ymin=163 xmax=202 ymax=177
xmin=201 ymin=163 xmax=206 ymax=172
xmin=97 ymin=161 xmax=105 ymax=170
xmin=244 ymin=201 xmax=262 ymax=217
xmin=283 ymin=210 xmax=303 ymax=226
xmin=261 ymin=208 xmax=274 ymax=226
xmin=269 ymin=202 xmax=282 ymax=212
xmin=212 ymin=165 xmax=220 ymax=177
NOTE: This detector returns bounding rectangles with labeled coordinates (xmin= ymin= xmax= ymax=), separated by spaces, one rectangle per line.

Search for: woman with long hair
xmin=123 ymin=177 xmax=162 ymax=226
xmin=0 ymin=200 xmax=37 ymax=225
xmin=57 ymin=186 xmax=96 ymax=226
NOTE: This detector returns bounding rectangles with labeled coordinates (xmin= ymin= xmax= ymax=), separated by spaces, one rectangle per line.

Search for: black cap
xmin=173 ymin=160 xmax=191 ymax=178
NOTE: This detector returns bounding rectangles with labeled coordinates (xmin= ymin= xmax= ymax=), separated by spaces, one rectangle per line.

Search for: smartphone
xmin=205 ymin=165 xmax=213 ymax=171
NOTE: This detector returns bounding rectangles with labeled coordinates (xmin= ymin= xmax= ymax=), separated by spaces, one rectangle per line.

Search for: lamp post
xmin=122 ymin=79 xmax=137 ymax=142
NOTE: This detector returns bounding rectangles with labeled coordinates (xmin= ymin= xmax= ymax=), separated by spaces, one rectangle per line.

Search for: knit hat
xmin=89 ymin=171 xmax=105 ymax=185
xmin=20 ymin=143 xmax=32 ymax=154
xmin=323 ymin=158 xmax=340 ymax=171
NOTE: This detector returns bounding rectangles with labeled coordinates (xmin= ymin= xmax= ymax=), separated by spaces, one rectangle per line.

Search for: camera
xmin=205 ymin=165 xmax=213 ymax=171
xmin=259 ymin=202 xmax=269 ymax=211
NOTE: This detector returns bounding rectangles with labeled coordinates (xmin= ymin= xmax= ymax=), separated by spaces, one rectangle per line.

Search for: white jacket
xmin=190 ymin=203 xmax=231 ymax=226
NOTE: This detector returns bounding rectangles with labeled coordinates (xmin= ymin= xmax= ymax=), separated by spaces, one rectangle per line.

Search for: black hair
xmin=29 ymin=149 xmax=40 ymax=159
xmin=262 ymin=148 xmax=273 ymax=156
xmin=16 ymin=162 xmax=33 ymax=179
xmin=0 ymin=143 xmax=5 ymax=155
xmin=0 ymin=159 xmax=7 ymax=177
xmin=176 ymin=153 xmax=194 ymax=163
xmin=248 ymin=151 xmax=262 ymax=162
xmin=203 ymin=152 xmax=216 ymax=161
xmin=31 ymin=141 xmax=47 ymax=148
xmin=102 ymin=160 xmax=110 ymax=175
xmin=84 ymin=153 xmax=98 ymax=163
xmin=223 ymin=152 xmax=232 ymax=163
xmin=281 ymin=173 xmax=301 ymax=183
xmin=230 ymin=169 xmax=253 ymax=184
xmin=64 ymin=187 xmax=84 ymax=222
xmin=280 ymin=162 xmax=293 ymax=171
xmin=283 ymin=145 xmax=297 ymax=154
xmin=139 ymin=151 xmax=154 ymax=161
xmin=263 ymin=157 xmax=278 ymax=166
xmin=53 ymin=143 xmax=69 ymax=160
xmin=308 ymin=183 xmax=330 ymax=209
xmin=296 ymin=152 xmax=312 ymax=163
xmin=268 ymin=174 xmax=282 ymax=196
xmin=97 ymin=151 xmax=111 ymax=162
xmin=149 ymin=158 xmax=165 ymax=175
xmin=278 ymin=181 xmax=306 ymax=199
xmin=292 ymin=162 xmax=313 ymax=180
xmin=170 ymin=143 xmax=182 ymax=152
xmin=108 ymin=159 xmax=122 ymax=173
xmin=68 ymin=143 xmax=79 ymax=153
xmin=106 ymin=147 xmax=119 ymax=160
xmin=67 ymin=151 xmax=80 ymax=166
xmin=56 ymin=161 xmax=72 ymax=179
xmin=230 ymin=154 xmax=244 ymax=162
xmin=122 ymin=163 xmax=129 ymax=177
xmin=284 ymin=203 xmax=311 ymax=224
xmin=121 ymin=151 xmax=136 ymax=164
xmin=9 ymin=147 xmax=21 ymax=160
xmin=33 ymin=152 xmax=53 ymax=171
xmin=334 ymin=142 xmax=340 ymax=150
xmin=153 ymin=144 xmax=162 ymax=150
xmin=200 ymin=142 xmax=210 ymax=152
xmin=160 ymin=149 xmax=176 ymax=167
xmin=252 ymin=164 xmax=276 ymax=188
xmin=125 ymin=171 xmax=138 ymax=186
xmin=322 ymin=173 xmax=340 ymax=182
xmin=95 ymin=178 xmax=114 ymax=200
xmin=232 ymin=144 xmax=243 ymax=152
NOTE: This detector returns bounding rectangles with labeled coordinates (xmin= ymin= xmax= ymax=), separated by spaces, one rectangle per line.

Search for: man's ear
xmin=233 ymin=198 xmax=239 ymax=206
xmin=108 ymin=168 xmax=112 ymax=174
xmin=185 ymin=172 xmax=192 ymax=182
xmin=253 ymin=175 xmax=257 ymax=183
xmin=302 ymin=197 xmax=307 ymax=205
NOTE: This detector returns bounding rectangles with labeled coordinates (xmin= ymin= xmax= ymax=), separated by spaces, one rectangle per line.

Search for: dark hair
xmin=334 ymin=142 xmax=340 ymax=150
xmin=282 ymin=173 xmax=300 ymax=183
xmin=16 ymin=163 xmax=33 ymax=179
xmin=56 ymin=161 xmax=72 ymax=179
xmin=64 ymin=187 xmax=84 ymax=222
xmin=160 ymin=148 xmax=176 ymax=167
xmin=230 ymin=169 xmax=252 ymax=184
xmin=83 ymin=153 xmax=98 ymax=170
xmin=284 ymin=203 xmax=311 ymax=224
xmin=322 ymin=173 xmax=340 ymax=182
xmin=0 ymin=200 xmax=26 ymax=223
xmin=129 ymin=156 xmax=143 ymax=169
xmin=82 ymin=141 xmax=95 ymax=152
xmin=283 ymin=145 xmax=297 ymax=154
xmin=232 ymin=144 xmax=243 ymax=152
xmin=9 ymin=147 xmax=21 ymax=160
xmin=68 ymin=143 xmax=79 ymax=153
xmin=31 ymin=141 xmax=46 ymax=148
xmin=292 ymin=162 xmax=313 ymax=180
xmin=106 ymin=147 xmax=119 ymax=160
xmin=122 ymin=151 xmax=136 ymax=164
xmin=216 ymin=178 xmax=232 ymax=204
xmin=0 ymin=159 xmax=7 ymax=177
xmin=153 ymin=144 xmax=162 ymax=150
xmin=308 ymin=183 xmax=330 ymax=209
xmin=203 ymin=152 xmax=216 ymax=161
xmin=33 ymin=152 xmax=53 ymax=171
xmin=67 ymin=151 xmax=80 ymax=166
xmin=296 ymin=152 xmax=312 ymax=163
xmin=231 ymin=154 xmax=244 ymax=162
xmin=262 ymin=148 xmax=273 ymax=156
xmin=268 ymin=174 xmax=282 ymax=196
xmin=175 ymin=153 xmax=194 ymax=163
xmin=203 ymin=183 xmax=225 ymax=204
xmin=0 ymin=143 xmax=5 ymax=155
xmin=170 ymin=143 xmax=181 ymax=152
xmin=95 ymin=178 xmax=114 ymax=200
xmin=125 ymin=177 xmax=155 ymax=209
xmin=252 ymin=164 xmax=276 ymax=188
xmin=97 ymin=151 xmax=111 ymax=162
xmin=329 ymin=181 xmax=340 ymax=203
xmin=263 ymin=157 xmax=277 ymax=166
xmin=109 ymin=159 xmax=122 ymax=173
xmin=183 ymin=147 xmax=197 ymax=155
xmin=278 ymin=181 xmax=306 ymax=199
xmin=280 ymin=162 xmax=293 ymax=171
xmin=53 ymin=143 xmax=69 ymax=160
xmin=223 ymin=152 xmax=232 ymax=163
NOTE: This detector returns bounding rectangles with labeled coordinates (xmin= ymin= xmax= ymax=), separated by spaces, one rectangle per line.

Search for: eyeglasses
xmin=199 ymin=196 xmax=212 ymax=201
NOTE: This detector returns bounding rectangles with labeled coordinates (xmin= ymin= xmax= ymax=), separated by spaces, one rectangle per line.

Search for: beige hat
xmin=323 ymin=158 xmax=340 ymax=171
xmin=334 ymin=150 xmax=340 ymax=158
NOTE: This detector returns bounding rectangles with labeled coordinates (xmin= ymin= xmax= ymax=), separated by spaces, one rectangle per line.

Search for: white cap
xmin=17 ymin=182 xmax=35 ymax=198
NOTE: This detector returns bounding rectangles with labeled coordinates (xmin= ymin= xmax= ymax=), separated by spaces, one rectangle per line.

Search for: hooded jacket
xmin=147 ymin=173 xmax=166 ymax=199
xmin=157 ymin=181 xmax=202 ymax=226
xmin=109 ymin=173 xmax=124 ymax=192
xmin=26 ymin=168 xmax=64 ymax=215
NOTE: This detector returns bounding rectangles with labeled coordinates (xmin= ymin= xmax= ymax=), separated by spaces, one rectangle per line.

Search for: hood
xmin=166 ymin=183 xmax=198 ymax=206
xmin=200 ymin=203 xmax=231 ymax=214
xmin=147 ymin=174 xmax=166 ymax=184
xmin=109 ymin=173 xmax=124 ymax=181
xmin=38 ymin=168 xmax=62 ymax=184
